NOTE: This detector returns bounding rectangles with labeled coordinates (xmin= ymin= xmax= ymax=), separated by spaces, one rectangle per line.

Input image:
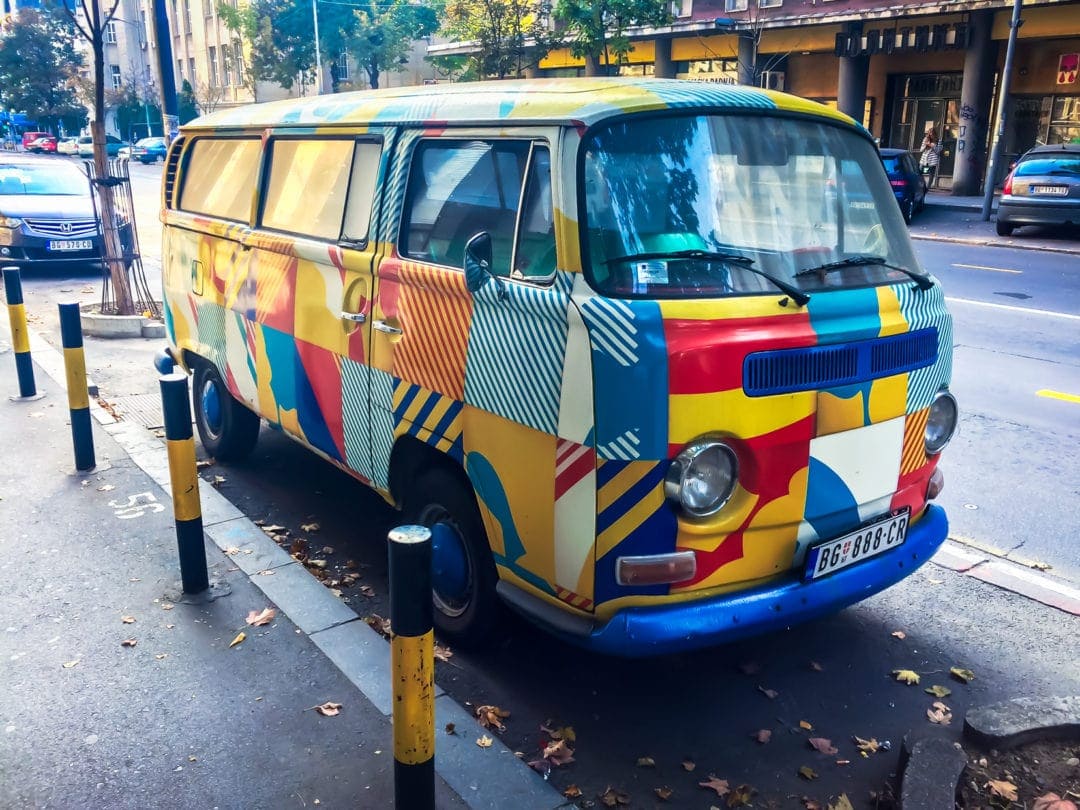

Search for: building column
xmin=737 ymin=34 xmax=755 ymax=85
xmin=951 ymin=10 xmax=996 ymax=195
xmin=654 ymin=38 xmax=675 ymax=78
xmin=837 ymin=23 xmax=869 ymax=124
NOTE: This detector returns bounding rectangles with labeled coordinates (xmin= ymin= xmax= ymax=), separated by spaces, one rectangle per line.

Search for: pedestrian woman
xmin=920 ymin=127 xmax=942 ymax=189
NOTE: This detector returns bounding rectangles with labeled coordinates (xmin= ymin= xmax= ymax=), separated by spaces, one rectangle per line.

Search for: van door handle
xmin=340 ymin=311 xmax=367 ymax=323
xmin=373 ymin=320 xmax=403 ymax=335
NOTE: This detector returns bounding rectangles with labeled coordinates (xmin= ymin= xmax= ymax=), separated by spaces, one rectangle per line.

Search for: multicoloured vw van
xmin=159 ymin=78 xmax=957 ymax=656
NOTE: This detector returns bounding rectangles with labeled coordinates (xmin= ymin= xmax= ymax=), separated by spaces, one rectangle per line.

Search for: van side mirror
xmin=464 ymin=231 xmax=494 ymax=293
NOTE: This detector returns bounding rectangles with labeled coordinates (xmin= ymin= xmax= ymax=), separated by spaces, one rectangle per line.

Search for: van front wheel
xmin=192 ymin=362 xmax=260 ymax=461
xmin=405 ymin=468 xmax=502 ymax=648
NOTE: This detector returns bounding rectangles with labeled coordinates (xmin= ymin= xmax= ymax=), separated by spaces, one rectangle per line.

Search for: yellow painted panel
xmin=759 ymin=24 xmax=843 ymax=54
xmin=63 ymin=348 xmax=89 ymax=410
xmin=656 ymin=296 xmax=804 ymax=320
xmin=867 ymin=374 xmax=909 ymax=424
xmin=876 ymin=287 xmax=907 ymax=336
xmin=816 ymin=390 xmax=866 ymax=436
xmin=540 ymin=48 xmax=585 ymax=69
xmin=670 ymin=387 xmax=814 ymax=443
xmin=671 ymin=35 xmax=738 ymax=61
xmin=167 ymin=438 xmax=202 ymax=521
xmin=994 ymin=5 xmax=1080 ymax=39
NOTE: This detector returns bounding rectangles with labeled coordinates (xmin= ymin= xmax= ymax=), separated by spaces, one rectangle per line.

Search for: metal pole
xmin=389 ymin=525 xmax=435 ymax=810
xmin=312 ymin=0 xmax=323 ymax=95
xmin=58 ymin=303 xmax=95 ymax=471
xmin=160 ymin=371 xmax=209 ymax=594
xmin=981 ymin=0 xmax=1023 ymax=221
xmin=3 ymin=266 xmax=38 ymax=399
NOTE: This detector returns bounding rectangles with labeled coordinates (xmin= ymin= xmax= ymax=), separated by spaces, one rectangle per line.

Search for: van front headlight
xmin=925 ymin=390 xmax=958 ymax=455
xmin=664 ymin=440 xmax=738 ymax=517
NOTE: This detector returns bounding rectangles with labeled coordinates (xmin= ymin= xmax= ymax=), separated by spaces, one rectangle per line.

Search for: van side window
xmin=512 ymin=146 xmax=555 ymax=279
xmin=262 ymin=138 xmax=358 ymax=241
xmin=401 ymin=140 xmax=530 ymax=274
xmin=179 ymin=138 xmax=262 ymax=222
xmin=342 ymin=141 xmax=382 ymax=243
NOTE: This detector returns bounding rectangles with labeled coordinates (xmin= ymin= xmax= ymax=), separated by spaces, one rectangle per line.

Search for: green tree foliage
xmin=441 ymin=0 xmax=560 ymax=79
xmin=552 ymin=0 xmax=669 ymax=75
xmin=219 ymin=0 xmax=318 ymax=91
xmin=344 ymin=0 xmax=438 ymax=89
xmin=178 ymin=79 xmax=200 ymax=124
xmin=0 ymin=5 xmax=86 ymax=133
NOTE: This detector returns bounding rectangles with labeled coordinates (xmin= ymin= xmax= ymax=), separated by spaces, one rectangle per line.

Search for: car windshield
xmin=582 ymin=114 xmax=924 ymax=298
xmin=1015 ymin=156 xmax=1080 ymax=177
xmin=0 ymin=163 xmax=88 ymax=196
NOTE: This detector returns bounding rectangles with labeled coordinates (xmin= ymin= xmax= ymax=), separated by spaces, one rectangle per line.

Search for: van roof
xmin=183 ymin=77 xmax=855 ymax=133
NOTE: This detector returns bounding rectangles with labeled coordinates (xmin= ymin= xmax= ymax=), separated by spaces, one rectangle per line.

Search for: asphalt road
xmin=10 ymin=160 xmax=1080 ymax=807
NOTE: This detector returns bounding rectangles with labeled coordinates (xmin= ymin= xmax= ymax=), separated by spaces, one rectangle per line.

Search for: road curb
xmin=9 ymin=324 xmax=565 ymax=810
xmin=898 ymin=730 xmax=967 ymax=810
xmin=964 ymin=695 xmax=1080 ymax=751
xmin=910 ymin=232 xmax=1080 ymax=255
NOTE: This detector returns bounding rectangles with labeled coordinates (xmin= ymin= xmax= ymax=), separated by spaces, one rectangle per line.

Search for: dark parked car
xmin=879 ymin=147 xmax=927 ymax=224
xmin=0 ymin=154 xmax=132 ymax=267
xmin=996 ymin=143 xmax=1080 ymax=236
xmin=130 ymin=136 xmax=167 ymax=163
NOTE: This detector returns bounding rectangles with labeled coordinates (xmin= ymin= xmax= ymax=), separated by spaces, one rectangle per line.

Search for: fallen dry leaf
xmin=799 ymin=720 xmax=813 ymax=730
xmin=228 ymin=632 xmax=246 ymax=648
xmin=727 ymin=784 xmax=755 ymax=807
xmin=854 ymin=736 xmax=881 ymax=754
xmin=1033 ymin=792 xmax=1078 ymax=810
xmin=224 ymin=547 xmax=241 ymax=556
xmin=808 ymin=738 xmax=838 ymax=755
xmin=698 ymin=776 xmax=729 ymax=797
xmin=475 ymin=705 xmax=510 ymax=731
xmin=950 ymin=666 xmax=976 ymax=683
xmin=828 ymin=795 xmax=855 ymax=810
xmin=314 ymin=701 xmax=342 ymax=717
xmin=892 ymin=668 xmax=920 ymax=685
xmin=636 ymin=756 xmax=656 ymax=767
xmin=196 ymin=460 xmax=213 ymax=470
xmin=798 ymin=765 xmax=818 ymax=780
xmin=755 ymin=729 xmax=772 ymax=744
xmin=599 ymin=786 xmax=630 ymax=807
xmin=62 ymin=660 xmax=79 ymax=668
xmin=925 ymin=684 xmax=952 ymax=698
xmin=433 ymin=644 xmax=453 ymax=663
xmin=543 ymin=738 xmax=575 ymax=765
xmin=121 ymin=638 xmax=137 ymax=647
xmin=476 ymin=735 xmax=493 ymax=748
xmin=365 ymin=614 xmax=391 ymax=637
xmin=809 ymin=661 xmax=824 ymax=672
xmin=654 ymin=786 xmax=674 ymax=801
xmin=359 ymin=585 xmax=376 ymax=598
xmin=682 ymin=759 xmax=696 ymax=772
xmin=260 ymin=524 xmax=287 ymax=535
xmin=211 ymin=475 xmax=226 ymax=486
xmin=154 ymin=653 xmax=167 ymax=660
xmin=758 ymin=686 xmax=779 ymax=699
xmin=986 ymin=779 xmax=1018 ymax=801
xmin=161 ymin=603 xmax=174 ymax=610
xmin=97 ymin=484 xmax=115 ymax=492
xmin=445 ymin=723 xmax=456 ymax=735
xmin=927 ymin=701 xmax=952 ymax=725
xmin=803 ymin=799 xmax=822 ymax=810
xmin=563 ymin=785 xmax=583 ymax=799
xmin=246 ymin=607 xmax=276 ymax=626
xmin=321 ymin=546 xmax=334 ymax=555
xmin=301 ymin=522 xmax=320 ymax=533
xmin=306 ymin=559 xmax=328 ymax=569
xmin=891 ymin=630 xmax=906 ymax=639
xmin=121 ymin=615 xmax=135 ymax=624
xmin=540 ymin=723 xmax=576 ymax=742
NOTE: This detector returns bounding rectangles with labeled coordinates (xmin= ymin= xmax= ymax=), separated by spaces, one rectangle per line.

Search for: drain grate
xmin=106 ymin=393 xmax=167 ymax=430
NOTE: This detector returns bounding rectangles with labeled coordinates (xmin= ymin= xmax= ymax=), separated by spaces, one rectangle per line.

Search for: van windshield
xmin=581 ymin=114 xmax=925 ymax=298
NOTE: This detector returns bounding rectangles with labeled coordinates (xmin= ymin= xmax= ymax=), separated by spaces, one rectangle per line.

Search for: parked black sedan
xmin=996 ymin=143 xmax=1080 ymax=236
xmin=879 ymin=147 xmax=927 ymax=224
xmin=0 ymin=154 xmax=132 ymax=268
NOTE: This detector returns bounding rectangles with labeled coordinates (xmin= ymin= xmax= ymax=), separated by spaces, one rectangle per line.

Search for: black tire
xmin=191 ymin=361 xmax=260 ymax=461
xmin=404 ymin=466 xmax=503 ymax=648
xmin=996 ymin=220 xmax=1014 ymax=237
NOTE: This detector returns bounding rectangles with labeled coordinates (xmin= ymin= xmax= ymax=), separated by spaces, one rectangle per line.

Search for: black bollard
xmin=3 ymin=266 xmax=37 ymax=398
xmin=58 ymin=303 xmax=95 ymax=471
xmin=160 ymin=372 xmax=208 ymax=594
xmin=389 ymin=525 xmax=435 ymax=810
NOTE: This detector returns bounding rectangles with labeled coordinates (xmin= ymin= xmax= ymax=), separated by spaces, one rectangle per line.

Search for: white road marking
xmin=944 ymin=296 xmax=1080 ymax=321
xmin=951 ymin=262 xmax=1022 ymax=274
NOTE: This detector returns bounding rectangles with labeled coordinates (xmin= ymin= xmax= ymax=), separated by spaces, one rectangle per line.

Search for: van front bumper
xmin=503 ymin=504 xmax=948 ymax=657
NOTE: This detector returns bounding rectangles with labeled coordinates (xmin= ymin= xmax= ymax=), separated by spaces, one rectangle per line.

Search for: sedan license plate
xmin=804 ymin=509 xmax=909 ymax=581
xmin=1031 ymin=185 xmax=1068 ymax=196
xmin=47 ymin=239 xmax=93 ymax=251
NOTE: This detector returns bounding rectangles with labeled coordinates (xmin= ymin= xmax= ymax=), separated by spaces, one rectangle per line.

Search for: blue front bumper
xmin=567 ymin=504 xmax=948 ymax=657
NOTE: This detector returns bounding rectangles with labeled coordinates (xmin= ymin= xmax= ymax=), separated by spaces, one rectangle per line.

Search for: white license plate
xmin=1031 ymin=185 xmax=1068 ymax=196
xmin=47 ymin=240 xmax=93 ymax=251
xmin=804 ymin=509 xmax=910 ymax=580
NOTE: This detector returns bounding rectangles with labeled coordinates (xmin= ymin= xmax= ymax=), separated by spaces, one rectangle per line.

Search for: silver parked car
xmin=996 ymin=143 xmax=1080 ymax=236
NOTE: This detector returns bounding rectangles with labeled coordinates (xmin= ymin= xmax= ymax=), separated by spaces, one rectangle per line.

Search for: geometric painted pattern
xmin=465 ymin=270 xmax=573 ymax=435
xmin=900 ymin=407 xmax=930 ymax=475
xmin=369 ymin=368 xmax=395 ymax=491
xmin=897 ymin=284 xmax=953 ymax=412
xmin=393 ymin=379 xmax=464 ymax=462
xmin=341 ymin=357 xmax=372 ymax=481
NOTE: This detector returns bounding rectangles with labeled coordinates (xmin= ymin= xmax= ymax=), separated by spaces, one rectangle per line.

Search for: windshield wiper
xmin=606 ymin=249 xmax=810 ymax=306
xmin=794 ymin=255 xmax=933 ymax=291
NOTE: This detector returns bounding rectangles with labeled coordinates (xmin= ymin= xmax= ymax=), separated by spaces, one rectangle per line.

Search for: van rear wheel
xmin=404 ymin=467 xmax=503 ymax=648
xmin=192 ymin=362 xmax=260 ymax=461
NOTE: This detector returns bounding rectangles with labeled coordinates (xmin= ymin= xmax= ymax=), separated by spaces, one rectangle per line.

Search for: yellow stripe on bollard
xmin=9 ymin=302 xmax=29 ymax=354
xmin=63 ymin=347 xmax=89 ymax=410
xmin=391 ymin=630 xmax=435 ymax=765
xmin=166 ymin=437 xmax=202 ymax=521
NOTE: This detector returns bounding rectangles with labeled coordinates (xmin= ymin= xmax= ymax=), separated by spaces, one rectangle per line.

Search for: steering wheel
xmin=862 ymin=224 xmax=887 ymax=256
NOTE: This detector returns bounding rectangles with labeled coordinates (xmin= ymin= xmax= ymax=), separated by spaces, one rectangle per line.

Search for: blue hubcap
xmin=201 ymin=381 xmax=222 ymax=435
xmin=430 ymin=521 xmax=469 ymax=604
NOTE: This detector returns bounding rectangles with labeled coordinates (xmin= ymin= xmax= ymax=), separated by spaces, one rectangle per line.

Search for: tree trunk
xmin=367 ymin=58 xmax=379 ymax=90
xmin=584 ymin=55 xmax=601 ymax=76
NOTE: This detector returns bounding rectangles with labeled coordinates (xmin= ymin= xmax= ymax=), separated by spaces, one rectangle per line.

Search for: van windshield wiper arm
xmin=606 ymin=249 xmax=810 ymax=306
xmin=794 ymin=255 xmax=934 ymax=291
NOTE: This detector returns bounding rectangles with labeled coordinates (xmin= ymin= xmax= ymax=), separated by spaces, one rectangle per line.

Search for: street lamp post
xmin=981 ymin=0 xmax=1023 ymax=221
xmin=312 ymin=0 xmax=323 ymax=95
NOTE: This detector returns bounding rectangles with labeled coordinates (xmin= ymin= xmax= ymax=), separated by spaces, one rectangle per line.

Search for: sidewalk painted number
xmin=109 ymin=492 xmax=165 ymax=519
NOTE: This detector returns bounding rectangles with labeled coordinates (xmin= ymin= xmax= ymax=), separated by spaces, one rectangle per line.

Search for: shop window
xmin=724 ymin=0 xmax=747 ymax=10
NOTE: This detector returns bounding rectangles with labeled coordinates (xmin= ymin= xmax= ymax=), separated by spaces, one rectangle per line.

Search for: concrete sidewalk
xmin=911 ymin=192 xmax=1080 ymax=255
xmin=0 ymin=331 xmax=561 ymax=808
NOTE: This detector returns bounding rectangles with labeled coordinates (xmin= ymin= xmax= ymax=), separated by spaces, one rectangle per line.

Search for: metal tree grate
xmin=82 ymin=158 xmax=160 ymax=319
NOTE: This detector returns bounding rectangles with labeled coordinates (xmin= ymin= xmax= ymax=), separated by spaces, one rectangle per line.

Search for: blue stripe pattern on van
xmin=341 ymin=357 xmax=373 ymax=480
xmin=896 ymin=284 xmax=953 ymax=411
xmin=369 ymin=367 xmax=395 ymax=490
xmin=743 ymin=328 xmax=938 ymax=397
xmin=465 ymin=271 xmax=573 ymax=436
xmin=393 ymin=381 xmax=465 ymax=462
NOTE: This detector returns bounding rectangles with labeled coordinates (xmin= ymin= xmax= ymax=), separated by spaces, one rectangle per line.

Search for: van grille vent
xmin=162 ymin=137 xmax=185 ymax=209
xmin=743 ymin=328 xmax=938 ymax=396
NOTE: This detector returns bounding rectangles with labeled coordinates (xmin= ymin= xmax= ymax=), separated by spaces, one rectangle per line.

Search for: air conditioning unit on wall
xmin=759 ymin=71 xmax=785 ymax=91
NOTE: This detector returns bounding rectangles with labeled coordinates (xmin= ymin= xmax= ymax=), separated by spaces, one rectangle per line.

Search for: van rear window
xmin=179 ymin=138 xmax=262 ymax=222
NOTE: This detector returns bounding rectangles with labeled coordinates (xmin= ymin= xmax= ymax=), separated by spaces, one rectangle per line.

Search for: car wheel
xmin=192 ymin=361 xmax=260 ymax=461
xmin=995 ymin=220 xmax=1014 ymax=237
xmin=404 ymin=466 xmax=503 ymax=648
